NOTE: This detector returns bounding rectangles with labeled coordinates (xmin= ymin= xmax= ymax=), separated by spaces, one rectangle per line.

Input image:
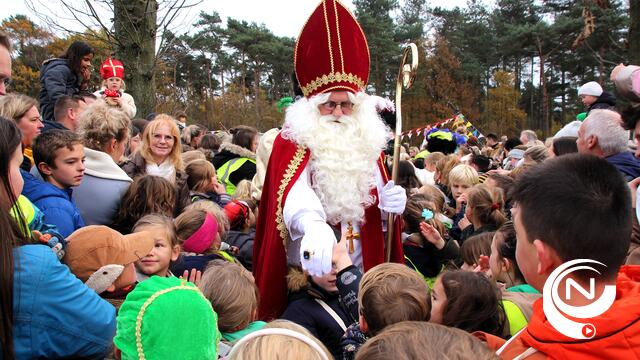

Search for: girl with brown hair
xmin=459 ymin=184 xmax=507 ymax=244
xmin=111 ymin=175 xmax=176 ymax=234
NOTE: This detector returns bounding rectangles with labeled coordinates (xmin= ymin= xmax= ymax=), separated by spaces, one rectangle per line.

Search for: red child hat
xmin=294 ymin=0 xmax=370 ymax=98
xmin=100 ymin=57 xmax=125 ymax=80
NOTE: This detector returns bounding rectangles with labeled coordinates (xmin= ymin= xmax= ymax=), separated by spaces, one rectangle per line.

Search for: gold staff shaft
xmin=386 ymin=43 xmax=419 ymax=262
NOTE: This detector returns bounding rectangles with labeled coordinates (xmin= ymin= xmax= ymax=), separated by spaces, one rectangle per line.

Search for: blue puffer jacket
xmin=21 ymin=169 xmax=85 ymax=238
xmin=11 ymin=244 xmax=116 ymax=358
xmin=39 ymin=58 xmax=81 ymax=122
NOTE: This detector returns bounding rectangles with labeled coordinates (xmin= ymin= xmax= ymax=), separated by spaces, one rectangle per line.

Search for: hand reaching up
xmin=419 ymin=221 xmax=446 ymax=250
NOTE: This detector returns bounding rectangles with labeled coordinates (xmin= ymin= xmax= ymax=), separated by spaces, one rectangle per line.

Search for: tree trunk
xmin=113 ymin=0 xmax=157 ymax=118
xmin=630 ymin=0 xmax=640 ymax=64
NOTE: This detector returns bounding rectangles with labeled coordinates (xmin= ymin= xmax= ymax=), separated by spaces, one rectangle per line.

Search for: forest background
xmin=2 ymin=0 xmax=638 ymax=138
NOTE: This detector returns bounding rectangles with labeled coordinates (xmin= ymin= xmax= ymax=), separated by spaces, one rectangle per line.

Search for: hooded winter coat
xmin=605 ymin=151 xmax=640 ymax=181
xmin=39 ymin=58 xmax=82 ymax=122
xmin=476 ymin=266 xmax=640 ymax=359
xmin=21 ymin=169 xmax=85 ymax=238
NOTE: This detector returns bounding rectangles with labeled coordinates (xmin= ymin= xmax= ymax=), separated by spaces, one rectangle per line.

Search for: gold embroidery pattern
xmin=276 ymin=146 xmax=307 ymax=247
xmin=301 ymin=72 xmax=365 ymax=97
xmin=322 ymin=0 xmax=335 ymax=74
xmin=135 ymin=283 xmax=213 ymax=360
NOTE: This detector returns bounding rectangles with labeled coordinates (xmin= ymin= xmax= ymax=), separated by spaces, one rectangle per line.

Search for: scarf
xmin=146 ymin=160 xmax=176 ymax=182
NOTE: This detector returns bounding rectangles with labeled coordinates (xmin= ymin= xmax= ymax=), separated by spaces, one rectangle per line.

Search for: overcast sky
xmin=6 ymin=0 xmax=475 ymax=38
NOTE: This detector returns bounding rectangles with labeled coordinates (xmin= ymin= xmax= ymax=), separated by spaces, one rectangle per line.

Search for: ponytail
xmin=467 ymin=185 xmax=506 ymax=228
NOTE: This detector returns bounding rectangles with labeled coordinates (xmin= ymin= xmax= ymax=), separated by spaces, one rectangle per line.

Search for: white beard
xmin=282 ymin=92 xmax=391 ymax=225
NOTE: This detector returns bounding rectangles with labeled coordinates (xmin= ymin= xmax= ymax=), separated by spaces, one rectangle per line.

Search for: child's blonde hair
xmin=199 ymin=259 xmax=258 ymax=332
xmin=418 ymin=184 xmax=455 ymax=218
xmin=185 ymin=200 xmax=229 ymax=235
xmin=355 ymin=321 xmax=500 ymax=360
xmin=181 ymin=150 xmax=206 ymax=166
xmin=132 ymin=213 xmax=178 ymax=247
xmin=358 ymin=263 xmax=430 ymax=336
xmin=448 ymin=164 xmax=479 ymax=187
xmin=229 ymin=320 xmax=331 ymax=360
xmin=233 ymin=179 xmax=255 ymax=200
xmin=186 ymin=159 xmax=215 ymax=193
xmin=435 ymin=155 xmax=460 ymax=187
xmin=424 ymin=152 xmax=445 ymax=168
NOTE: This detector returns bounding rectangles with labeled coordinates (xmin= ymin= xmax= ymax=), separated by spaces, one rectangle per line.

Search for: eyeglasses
xmin=321 ymin=100 xmax=354 ymax=112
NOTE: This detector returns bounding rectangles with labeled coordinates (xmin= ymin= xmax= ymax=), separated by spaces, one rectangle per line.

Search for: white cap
xmin=578 ymin=81 xmax=603 ymax=97
xmin=554 ymin=120 xmax=581 ymax=138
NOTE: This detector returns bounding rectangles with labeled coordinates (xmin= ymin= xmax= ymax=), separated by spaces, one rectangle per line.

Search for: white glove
xmin=299 ymin=221 xmax=337 ymax=276
xmin=378 ymin=180 xmax=407 ymax=215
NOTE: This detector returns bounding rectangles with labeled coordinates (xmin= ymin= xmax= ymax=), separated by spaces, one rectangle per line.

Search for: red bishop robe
xmin=253 ymin=133 xmax=404 ymax=320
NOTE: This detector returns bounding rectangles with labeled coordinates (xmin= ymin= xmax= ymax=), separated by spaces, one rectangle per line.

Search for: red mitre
xmin=295 ymin=0 xmax=370 ymax=98
xmin=100 ymin=58 xmax=125 ymax=80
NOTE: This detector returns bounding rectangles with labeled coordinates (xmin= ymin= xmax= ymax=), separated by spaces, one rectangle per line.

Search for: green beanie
xmin=114 ymin=276 xmax=220 ymax=360
xmin=576 ymin=112 xmax=587 ymax=122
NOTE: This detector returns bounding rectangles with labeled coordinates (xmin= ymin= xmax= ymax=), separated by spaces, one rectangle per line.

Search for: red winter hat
xmin=100 ymin=57 xmax=125 ymax=80
xmin=224 ymin=200 xmax=250 ymax=230
xmin=295 ymin=0 xmax=370 ymax=98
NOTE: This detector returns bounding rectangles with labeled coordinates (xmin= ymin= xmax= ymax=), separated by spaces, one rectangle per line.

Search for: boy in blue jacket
xmin=24 ymin=129 xmax=85 ymax=237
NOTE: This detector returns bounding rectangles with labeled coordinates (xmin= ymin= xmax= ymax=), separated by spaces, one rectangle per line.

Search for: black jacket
xmin=223 ymin=229 xmax=255 ymax=271
xmin=403 ymin=234 xmax=460 ymax=278
xmin=211 ymin=143 xmax=256 ymax=187
xmin=282 ymin=281 xmax=354 ymax=359
xmin=588 ymin=91 xmax=617 ymax=113
xmin=39 ymin=58 xmax=81 ymax=122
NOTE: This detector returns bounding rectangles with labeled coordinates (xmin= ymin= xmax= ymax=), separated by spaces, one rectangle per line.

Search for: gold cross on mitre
xmin=103 ymin=58 xmax=124 ymax=74
xmin=346 ymin=222 xmax=360 ymax=254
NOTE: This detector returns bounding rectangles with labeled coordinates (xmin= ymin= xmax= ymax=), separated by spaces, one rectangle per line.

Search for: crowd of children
xmin=2 ymin=29 xmax=640 ymax=359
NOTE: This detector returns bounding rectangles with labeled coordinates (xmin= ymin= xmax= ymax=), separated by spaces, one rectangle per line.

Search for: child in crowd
xmin=434 ymin=154 xmax=460 ymax=197
xmin=181 ymin=149 xmax=206 ymax=165
xmin=430 ymin=270 xmax=506 ymax=337
xmin=199 ymin=260 xmax=266 ymax=356
xmin=488 ymin=221 xmax=541 ymax=337
xmin=132 ymin=214 xmax=180 ymax=282
xmin=402 ymin=193 xmax=459 ymax=281
xmin=94 ymin=57 xmax=136 ymax=118
xmin=356 ymin=321 xmax=500 ymax=360
xmin=460 ymin=232 xmax=494 ymax=271
xmin=113 ymin=276 xmax=220 ymax=359
xmin=459 ymin=184 xmax=506 ymax=243
xmin=111 ymin=175 xmax=175 ymax=234
xmin=418 ymin=184 xmax=456 ymax=223
xmin=282 ymin=260 xmax=355 ymax=358
xmin=229 ymin=320 xmax=331 ymax=360
xmin=233 ymin=179 xmax=256 ymax=200
xmin=171 ymin=208 xmax=233 ymax=275
xmin=223 ymin=199 xmax=256 ymax=270
xmin=448 ymin=164 xmax=479 ymax=212
xmin=63 ymin=225 xmax=154 ymax=308
xmin=336 ymin=246 xmax=431 ymax=360
xmin=185 ymin=159 xmax=231 ymax=207
xmin=23 ymin=129 xmax=85 ymax=237
xmin=480 ymin=154 xmax=640 ymax=358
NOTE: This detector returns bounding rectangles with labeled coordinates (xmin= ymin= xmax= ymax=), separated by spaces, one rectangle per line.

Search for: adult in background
xmin=212 ymin=125 xmax=258 ymax=195
xmin=577 ymin=109 xmax=640 ymax=181
xmin=0 ymin=31 xmax=11 ymax=96
xmin=578 ymin=81 xmax=616 ymax=114
xmin=39 ymin=41 xmax=94 ymax=122
xmin=181 ymin=124 xmax=204 ymax=152
xmin=42 ymin=95 xmax=86 ymax=132
xmin=74 ymin=103 xmax=132 ymax=225
xmin=121 ymin=114 xmax=190 ymax=214
xmin=0 ymin=94 xmax=44 ymax=171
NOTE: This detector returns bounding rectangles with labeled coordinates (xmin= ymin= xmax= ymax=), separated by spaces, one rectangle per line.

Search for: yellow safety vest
xmin=216 ymin=157 xmax=256 ymax=195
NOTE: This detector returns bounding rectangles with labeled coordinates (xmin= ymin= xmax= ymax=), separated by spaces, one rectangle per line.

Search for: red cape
xmin=253 ymin=133 xmax=404 ymax=320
